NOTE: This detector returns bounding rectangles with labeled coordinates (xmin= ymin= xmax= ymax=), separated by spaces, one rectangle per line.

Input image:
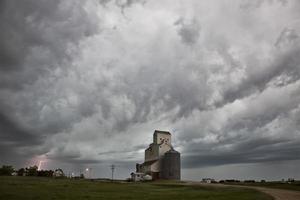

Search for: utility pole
xmin=79 ymin=169 xmax=83 ymax=179
xmin=110 ymin=165 xmax=115 ymax=181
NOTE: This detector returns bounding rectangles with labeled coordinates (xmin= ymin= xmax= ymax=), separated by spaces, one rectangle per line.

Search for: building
xmin=130 ymin=172 xmax=152 ymax=182
xmin=202 ymin=178 xmax=216 ymax=183
xmin=53 ymin=169 xmax=64 ymax=177
xmin=130 ymin=172 xmax=144 ymax=181
xmin=135 ymin=130 xmax=180 ymax=180
xmin=11 ymin=172 xmax=18 ymax=176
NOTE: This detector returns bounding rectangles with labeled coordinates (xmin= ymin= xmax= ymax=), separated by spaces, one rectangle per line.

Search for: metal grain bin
xmin=160 ymin=148 xmax=181 ymax=180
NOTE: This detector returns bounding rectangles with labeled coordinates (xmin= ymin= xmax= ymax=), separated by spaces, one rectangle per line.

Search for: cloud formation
xmin=0 ymin=0 xmax=300 ymax=179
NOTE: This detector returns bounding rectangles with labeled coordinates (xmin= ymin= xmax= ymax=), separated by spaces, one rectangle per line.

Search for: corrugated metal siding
xmin=160 ymin=151 xmax=181 ymax=180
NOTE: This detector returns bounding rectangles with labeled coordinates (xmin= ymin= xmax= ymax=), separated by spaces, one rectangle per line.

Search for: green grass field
xmin=0 ymin=176 xmax=273 ymax=200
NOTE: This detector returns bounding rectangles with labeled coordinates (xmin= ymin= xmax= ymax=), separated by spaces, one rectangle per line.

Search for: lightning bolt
xmin=38 ymin=161 xmax=46 ymax=171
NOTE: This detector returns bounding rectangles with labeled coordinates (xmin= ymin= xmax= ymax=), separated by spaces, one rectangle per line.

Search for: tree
xmin=0 ymin=165 xmax=14 ymax=176
xmin=17 ymin=168 xmax=25 ymax=176
xmin=37 ymin=170 xmax=53 ymax=177
xmin=80 ymin=173 xmax=85 ymax=179
xmin=26 ymin=165 xmax=38 ymax=176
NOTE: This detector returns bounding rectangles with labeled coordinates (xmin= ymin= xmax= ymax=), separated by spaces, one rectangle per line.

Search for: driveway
xmin=245 ymin=186 xmax=300 ymax=200
xmin=184 ymin=181 xmax=300 ymax=200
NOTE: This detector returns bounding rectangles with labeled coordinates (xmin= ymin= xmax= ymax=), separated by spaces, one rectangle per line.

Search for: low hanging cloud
xmin=174 ymin=17 xmax=201 ymax=45
xmin=0 ymin=0 xmax=300 ymax=179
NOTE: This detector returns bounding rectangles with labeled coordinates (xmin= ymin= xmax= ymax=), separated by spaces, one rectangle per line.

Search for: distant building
xmin=53 ymin=169 xmax=64 ymax=177
xmin=11 ymin=172 xmax=18 ymax=176
xmin=202 ymin=178 xmax=216 ymax=183
xmin=130 ymin=172 xmax=152 ymax=182
xmin=134 ymin=130 xmax=181 ymax=180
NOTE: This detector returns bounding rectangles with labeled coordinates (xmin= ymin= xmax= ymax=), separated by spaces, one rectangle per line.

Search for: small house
xmin=131 ymin=172 xmax=146 ymax=182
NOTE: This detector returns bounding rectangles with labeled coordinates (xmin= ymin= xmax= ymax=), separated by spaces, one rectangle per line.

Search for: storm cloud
xmin=0 ymin=0 xmax=300 ymax=180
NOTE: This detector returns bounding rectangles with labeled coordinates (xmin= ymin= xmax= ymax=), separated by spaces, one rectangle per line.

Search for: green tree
xmin=17 ymin=168 xmax=25 ymax=176
xmin=0 ymin=165 xmax=14 ymax=176
xmin=80 ymin=173 xmax=85 ymax=179
xmin=26 ymin=166 xmax=38 ymax=176
xmin=37 ymin=170 xmax=53 ymax=177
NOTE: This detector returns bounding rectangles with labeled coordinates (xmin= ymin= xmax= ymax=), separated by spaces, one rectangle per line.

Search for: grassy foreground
xmin=0 ymin=176 xmax=272 ymax=200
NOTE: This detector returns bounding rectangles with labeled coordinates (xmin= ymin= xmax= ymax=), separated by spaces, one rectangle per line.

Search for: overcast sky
xmin=1 ymin=0 xmax=300 ymax=181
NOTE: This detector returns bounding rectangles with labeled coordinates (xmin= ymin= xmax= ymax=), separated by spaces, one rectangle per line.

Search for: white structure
xmin=130 ymin=172 xmax=151 ymax=182
xmin=53 ymin=169 xmax=64 ymax=177
xmin=143 ymin=174 xmax=152 ymax=181
xmin=11 ymin=172 xmax=17 ymax=176
xmin=135 ymin=130 xmax=180 ymax=180
xmin=202 ymin=178 xmax=216 ymax=183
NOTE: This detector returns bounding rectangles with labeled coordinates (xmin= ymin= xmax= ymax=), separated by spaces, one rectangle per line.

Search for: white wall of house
xmin=131 ymin=173 xmax=144 ymax=181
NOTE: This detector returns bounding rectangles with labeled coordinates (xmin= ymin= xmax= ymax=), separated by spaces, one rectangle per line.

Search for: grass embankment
xmin=225 ymin=181 xmax=300 ymax=192
xmin=0 ymin=176 xmax=272 ymax=200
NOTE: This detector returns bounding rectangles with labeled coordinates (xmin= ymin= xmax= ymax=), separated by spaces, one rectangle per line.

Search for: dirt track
xmin=185 ymin=182 xmax=300 ymax=200
xmin=245 ymin=186 xmax=300 ymax=200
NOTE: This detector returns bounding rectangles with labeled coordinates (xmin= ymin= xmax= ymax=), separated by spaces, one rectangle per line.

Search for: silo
xmin=160 ymin=148 xmax=181 ymax=180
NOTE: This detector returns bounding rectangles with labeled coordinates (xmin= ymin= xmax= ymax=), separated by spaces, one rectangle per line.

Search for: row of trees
xmin=0 ymin=165 xmax=14 ymax=176
xmin=0 ymin=165 xmax=63 ymax=177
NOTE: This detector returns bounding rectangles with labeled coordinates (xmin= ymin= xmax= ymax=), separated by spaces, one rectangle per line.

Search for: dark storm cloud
xmin=240 ymin=0 xmax=288 ymax=10
xmin=98 ymin=0 xmax=146 ymax=13
xmin=115 ymin=0 xmax=146 ymax=9
xmin=48 ymin=143 xmax=144 ymax=164
xmin=121 ymin=63 xmax=209 ymax=124
xmin=0 ymin=0 xmax=99 ymax=89
xmin=178 ymin=78 xmax=300 ymax=167
xmin=0 ymin=0 xmax=300 ymax=180
xmin=0 ymin=112 xmax=42 ymax=146
xmin=174 ymin=17 xmax=201 ymax=45
xmin=0 ymin=0 xmax=100 ymax=162
xmin=275 ymin=28 xmax=299 ymax=48
xmin=221 ymin=41 xmax=300 ymax=105
xmin=48 ymin=153 xmax=103 ymax=165
xmin=98 ymin=144 xmax=146 ymax=157
xmin=183 ymin=138 xmax=300 ymax=168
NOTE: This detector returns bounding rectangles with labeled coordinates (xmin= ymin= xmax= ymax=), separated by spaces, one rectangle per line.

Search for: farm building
xmin=134 ymin=130 xmax=180 ymax=180
xmin=53 ymin=169 xmax=64 ymax=177
xmin=130 ymin=172 xmax=152 ymax=182
xmin=202 ymin=178 xmax=216 ymax=183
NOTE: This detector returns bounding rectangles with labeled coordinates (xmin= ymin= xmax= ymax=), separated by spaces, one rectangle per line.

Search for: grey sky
xmin=0 ymin=0 xmax=300 ymax=180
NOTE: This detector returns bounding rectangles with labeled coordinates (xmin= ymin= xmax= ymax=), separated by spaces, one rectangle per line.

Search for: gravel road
xmin=184 ymin=181 xmax=300 ymax=200
xmin=246 ymin=186 xmax=300 ymax=200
